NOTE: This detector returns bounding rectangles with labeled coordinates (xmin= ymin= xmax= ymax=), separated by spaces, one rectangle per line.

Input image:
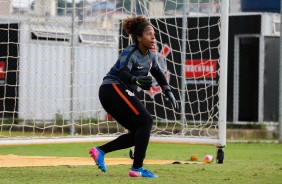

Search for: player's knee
xmin=141 ymin=112 xmax=152 ymax=121
xmin=141 ymin=114 xmax=153 ymax=128
xmin=135 ymin=112 xmax=153 ymax=128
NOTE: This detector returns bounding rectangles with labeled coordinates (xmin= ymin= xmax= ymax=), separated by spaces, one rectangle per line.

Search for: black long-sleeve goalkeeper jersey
xmin=102 ymin=44 xmax=168 ymax=92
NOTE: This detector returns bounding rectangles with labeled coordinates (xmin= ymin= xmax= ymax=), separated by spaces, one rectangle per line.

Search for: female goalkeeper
xmin=89 ymin=16 xmax=179 ymax=178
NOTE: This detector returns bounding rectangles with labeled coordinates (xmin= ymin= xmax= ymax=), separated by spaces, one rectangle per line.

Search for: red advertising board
xmin=0 ymin=61 xmax=6 ymax=79
xmin=185 ymin=59 xmax=217 ymax=79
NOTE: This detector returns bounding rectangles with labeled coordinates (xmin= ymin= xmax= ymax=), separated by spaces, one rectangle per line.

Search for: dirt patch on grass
xmin=0 ymin=155 xmax=203 ymax=168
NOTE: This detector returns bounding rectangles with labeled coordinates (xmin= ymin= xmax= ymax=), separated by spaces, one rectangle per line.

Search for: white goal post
xmin=0 ymin=0 xmax=229 ymax=152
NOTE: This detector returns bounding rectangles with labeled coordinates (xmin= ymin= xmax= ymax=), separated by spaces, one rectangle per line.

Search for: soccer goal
xmin=0 ymin=0 xmax=228 ymax=162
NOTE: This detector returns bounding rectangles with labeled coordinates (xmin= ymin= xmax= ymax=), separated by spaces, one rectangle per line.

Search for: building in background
xmin=33 ymin=0 xmax=56 ymax=16
xmin=0 ymin=0 xmax=13 ymax=15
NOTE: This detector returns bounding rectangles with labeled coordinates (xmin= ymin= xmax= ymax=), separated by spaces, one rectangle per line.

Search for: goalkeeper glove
xmin=131 ymin=76 xmax=152 ymax=90
xmin=162 ymin=85 xmax=179 ymax=111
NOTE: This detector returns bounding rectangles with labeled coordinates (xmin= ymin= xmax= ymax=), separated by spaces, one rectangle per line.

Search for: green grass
xmin=0 ymin=143 xmax=282 ymax=184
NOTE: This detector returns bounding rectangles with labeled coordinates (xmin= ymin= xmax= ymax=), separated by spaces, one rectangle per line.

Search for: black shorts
xmin=99 ymin=84 xmax=152 ymax=132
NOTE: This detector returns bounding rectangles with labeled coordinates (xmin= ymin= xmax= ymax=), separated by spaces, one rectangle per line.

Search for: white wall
xmin=18 ymin=22 xmax=118 ymax=121
xmin=34 ymin=0 xmax=56 ymax=16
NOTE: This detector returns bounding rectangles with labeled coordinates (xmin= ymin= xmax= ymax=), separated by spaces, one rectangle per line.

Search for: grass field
xmin=0 ymin=142 xmax=281 ymax=184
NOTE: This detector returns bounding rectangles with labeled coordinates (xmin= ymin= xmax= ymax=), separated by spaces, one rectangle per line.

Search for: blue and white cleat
xmin=89 ymin=147 xmax=107 ymax=172
xmin=129 ymin=167 xmax=158 ymax=178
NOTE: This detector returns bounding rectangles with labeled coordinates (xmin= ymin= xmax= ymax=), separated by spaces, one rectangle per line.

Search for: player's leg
xmin=99 ymin=106 xmax=153 ymax=174
xmin=128 ymin=111 xmax=157 ymax=178
xmin=97 ymin=83 xmax=151 ymax=154
xmin=89 ymin=83 xmax=139 ymax=172
xmin=91 ymin=84 xmax=157 ymax=177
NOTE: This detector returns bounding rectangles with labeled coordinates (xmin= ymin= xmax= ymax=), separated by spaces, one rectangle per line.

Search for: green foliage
xmin=227 ymin=123 xmax=265 ymax=129
xmin=0 ymin=118 xmax=21 ymax=125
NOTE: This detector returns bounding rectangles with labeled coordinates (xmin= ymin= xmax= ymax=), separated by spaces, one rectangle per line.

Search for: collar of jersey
xmin=134 ymin=44 xmax=152 ymax=57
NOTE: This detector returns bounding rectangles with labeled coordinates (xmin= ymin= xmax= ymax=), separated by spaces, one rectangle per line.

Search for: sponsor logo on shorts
xmin=126 ymin=89 xmax=135 ymax=96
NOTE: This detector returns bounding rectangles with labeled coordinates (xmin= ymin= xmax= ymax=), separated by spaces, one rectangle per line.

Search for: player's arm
xmin=150 ymin=65 xmax=168 ymax=86
xmin=150 ymin=62 xmax=179 ymax=111
xmin=150 ymin=52 xmax=168 ymax=86
xmin=119 ymin=67 xmax=152 ymax=90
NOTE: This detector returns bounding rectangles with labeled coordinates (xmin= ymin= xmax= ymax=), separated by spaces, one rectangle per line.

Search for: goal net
xmin=0 ymin=0 xmax=228 ymax=146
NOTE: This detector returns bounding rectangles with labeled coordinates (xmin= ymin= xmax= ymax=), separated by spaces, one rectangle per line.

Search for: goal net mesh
xmin=0 ymin=0 xmax=224 ymax=143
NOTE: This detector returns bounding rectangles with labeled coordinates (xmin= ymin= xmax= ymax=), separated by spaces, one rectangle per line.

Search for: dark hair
xmin=123 ymin=16 xmax=151 ymax=44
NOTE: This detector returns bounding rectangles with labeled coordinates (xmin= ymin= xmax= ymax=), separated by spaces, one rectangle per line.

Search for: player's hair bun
xmin=123 ymin=16 xmax=150 ymax=36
